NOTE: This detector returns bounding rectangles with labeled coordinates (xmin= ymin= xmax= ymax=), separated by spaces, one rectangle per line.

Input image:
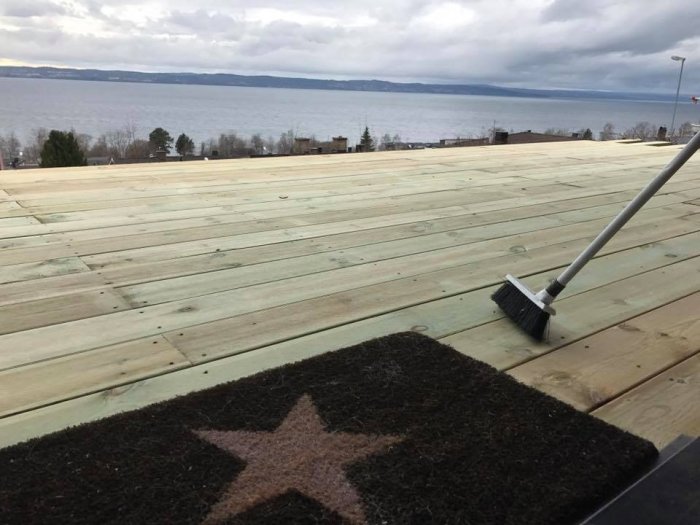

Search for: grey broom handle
xmin=553 ymin=131 xmax=700 ymax=291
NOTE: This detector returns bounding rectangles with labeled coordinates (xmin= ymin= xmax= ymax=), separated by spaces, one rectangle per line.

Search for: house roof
xmin=507 ymin=131 xmax=581 ymax=143
xmin=0 ymin=140 xmax=698 ymax=448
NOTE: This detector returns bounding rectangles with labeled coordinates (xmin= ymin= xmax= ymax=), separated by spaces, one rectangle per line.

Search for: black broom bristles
xmin=492 ymin=280 xmax=550 ymax=341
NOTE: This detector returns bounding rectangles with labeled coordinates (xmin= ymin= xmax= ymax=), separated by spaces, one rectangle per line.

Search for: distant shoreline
xmin=0 ymin=66 xmax=680 ymax=104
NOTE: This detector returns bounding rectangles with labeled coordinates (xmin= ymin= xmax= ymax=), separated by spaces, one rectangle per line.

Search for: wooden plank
xmin=0 ymin=204 xmax=472 ymax=269
xmin=1 ymin=158 xmax=430 ymax=187
xmin=78 ymin=186 xmax=698 ymax=270
xmin=7 ymin=164 xmax=534 ymax=201
xmin=12 ymin=171 xmax=515 ymax=207
xmin=442 ymin=257 xmax=700 ymax=371
xmin=83 ymin=193 xmax=638 ymax=269
xmin=0 ymin=320 xmax=473 ymax=448
xmin=0 ymin=145 xmax=682 ymax=192
xmin=115 ymin=209 xmax=591 ymax=306
xmin=2 ymin=165 xmax=459 ymax=214
xmin=18 ymin=168 xmax=659 ymax=234
xmin=2 ymin=185 xmax=512 ymax=242
xmin=0 ymin=235 xmax=52 ymax=250
xmin=1 ymin=210 xmax=696 ymax=368
xmin=0 ymin=153 xmax=572 ymax=189
xmin=118 ymin=205 xmax=698 ymax=307
xmin=0 ymin=216 xmax=40 ymax=228
xmin=0 ymin=141 xmax=699 ymax=448
xmin=167 ymin=231 xmax=700 ymax=363
xmin=0 ymin=272 xmax=110 ymax=307
xmin=4 ymin=158 xmax=696 ymax=221
xmin=0 ymin=201 xmax=21 ymax=213
xmin=592 ymin=353 xmax=700 ymax=449
xmin=3 ymin=197 xmax=687 ymax=309
xmin=94 ymin=192 xmax=670 ymax=285
xmin=2 ymin=194 xmax=521 ymax=266
xmin=0 ymin=336 xmax=190 ymax=418
xmin=0 ymin=289 xmax=131 ymax=335
xmin=8 ymin=172 xmax=488 ymax=216
xmin=1 ymin=263 xmax=694 ymax=450
xmin=0 ymin=257 xmax=90 ymax=285
xmin=508 ymin=293 xmax=700 ymax=411
xmin=19 ymin=172 xmax=541 ymax=231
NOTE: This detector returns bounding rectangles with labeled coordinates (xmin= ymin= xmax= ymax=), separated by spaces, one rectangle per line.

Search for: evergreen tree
xmin=175 ymin=133 xmax=195 ymax=156
xmin=148 ymin=127 xmax=174 ymax=153
xmin=360 ymin=126 xmax=375 ymax=152
xmin=39 ymin=130 xmax=87 ymax=168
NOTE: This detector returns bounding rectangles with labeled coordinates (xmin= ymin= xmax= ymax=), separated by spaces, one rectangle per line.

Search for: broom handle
xmin=543 ymin=131 xmax=700 ymax=300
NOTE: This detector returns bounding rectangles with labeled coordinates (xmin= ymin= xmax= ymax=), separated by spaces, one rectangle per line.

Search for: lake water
xmin=1 ymin=77 xmax=698 ymax=146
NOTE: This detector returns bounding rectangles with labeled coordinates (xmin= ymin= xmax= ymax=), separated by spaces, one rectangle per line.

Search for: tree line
xmin=542 ymin=121 xmax=696 ymax=141
xmin=0 ymin=125 xmax=384 ymax=168
xmin=0 ymin=121 xmax=695 ymax=168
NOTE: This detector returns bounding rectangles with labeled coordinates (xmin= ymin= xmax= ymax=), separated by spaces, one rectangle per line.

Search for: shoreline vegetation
xmin=0 ymin=66 xmax=685 ymax=103
xmin=0 ymin=120 xmax=696 ymax=169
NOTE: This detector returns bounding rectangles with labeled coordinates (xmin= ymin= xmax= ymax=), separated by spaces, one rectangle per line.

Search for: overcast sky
xmin=1 ymin=0 xmax=699 ymax=92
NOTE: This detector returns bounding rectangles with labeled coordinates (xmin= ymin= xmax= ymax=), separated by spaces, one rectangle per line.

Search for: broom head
xmin=491 ymin=275 xmax=555 ymax=341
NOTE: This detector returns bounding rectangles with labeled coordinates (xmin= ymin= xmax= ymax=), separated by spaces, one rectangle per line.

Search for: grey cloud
xmin=1 ymin=0 xmax=700 ymax=92
xmin=569 ymin=6 xmax=700 ymax=56
xmin=165 ymin=9 xmax=245 ymax=34
xmin=2 ymin=0 xmax=66 ymax=17
xmin=542 ymin=0 xmax=611 ymax=22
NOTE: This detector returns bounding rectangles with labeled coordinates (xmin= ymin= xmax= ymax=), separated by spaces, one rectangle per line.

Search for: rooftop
xmin=0 ymin=141 xmax=698 ymax=449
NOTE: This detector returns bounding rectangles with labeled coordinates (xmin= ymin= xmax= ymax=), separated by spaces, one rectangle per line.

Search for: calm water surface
xmin=1 ymin=77 xmax=698 ymax=145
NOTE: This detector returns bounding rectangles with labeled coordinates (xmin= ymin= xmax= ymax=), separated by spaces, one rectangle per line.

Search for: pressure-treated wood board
xmin=2 ymin=210 xmax=696 ymax=368
xmin=0 ymin=140 xmax=699 ymax=450
xmin=0 ymin=257 xmax=90 ymax=285
xmin=592 ymin=353 xmax=700 ymax=449
xmin=0 ymin=289 xmax=131 ymax=335
xmin=508 ymin=293 xmax=700 ymax=411
xmin=165 ymin=233 xmax=700 ymax=363
xmin=442 ymin=257 xmax=700 ymax=371
xmin=0 ymin=336 xmax=190 ymax=418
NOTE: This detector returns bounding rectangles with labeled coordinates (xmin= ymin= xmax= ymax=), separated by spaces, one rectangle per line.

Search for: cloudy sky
xmin=1 ymin=0 xmax=699 ymax=92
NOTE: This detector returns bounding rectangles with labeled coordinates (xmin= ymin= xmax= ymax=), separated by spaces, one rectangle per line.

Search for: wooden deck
xmin=1 ymin=141 xmax=698 ymax=450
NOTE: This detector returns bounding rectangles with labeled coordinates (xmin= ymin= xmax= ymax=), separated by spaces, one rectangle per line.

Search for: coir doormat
xmin=0 ymin=332 xmax=657 ymax=524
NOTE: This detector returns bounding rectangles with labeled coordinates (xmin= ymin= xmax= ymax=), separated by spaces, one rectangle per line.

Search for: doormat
xmin=0 ymin=332 xmax=657 ymax=524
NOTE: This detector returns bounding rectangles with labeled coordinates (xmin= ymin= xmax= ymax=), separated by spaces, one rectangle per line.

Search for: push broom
xmin=492 ymin=130 xmax=700 ymax=341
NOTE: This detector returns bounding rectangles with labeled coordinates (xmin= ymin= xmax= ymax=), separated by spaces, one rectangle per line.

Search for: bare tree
xmin=23 ymin=128 xmax=49 ymax=164
xmin=216 ymin=132 xmax=249 ymax=157
xmin=378 ymin=133 xmax=392 ymax=151
xmin=264 ymin=135 xmax=276 ymax=155
xmin=599 ymin=122 xmax=616 ymax=141
xmin=623 ymin=122 xmax=657 ymax=141
xmin=88 ymin=135 xmax=112 ymax=157
xmin=206 ymin=138 xmax=218 ymax=156
xmin=250 ymin=133 xmax=265 ymax=155
xmin=105 ymin=128 xmax=133 ymax=158
xmin=675 ymin=122 xmax=695 ymax=141
xmin=276 ymin=129 xmax=295 ymax=155
xmin=124 ymin=139 xmax=151 ymax=159
xmin=543 ymin=128 xmax=570 ymax=136
xmin=0 ymin=133 xmax=22 ymax=161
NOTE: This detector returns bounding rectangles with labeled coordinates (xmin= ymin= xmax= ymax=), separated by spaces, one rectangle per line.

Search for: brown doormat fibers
xmin=0 ymin=332 xmax=657 ymax=524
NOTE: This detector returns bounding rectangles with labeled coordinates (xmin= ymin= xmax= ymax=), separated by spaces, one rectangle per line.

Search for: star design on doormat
xmin=193 ymin=394 xmax=404 ymax=524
